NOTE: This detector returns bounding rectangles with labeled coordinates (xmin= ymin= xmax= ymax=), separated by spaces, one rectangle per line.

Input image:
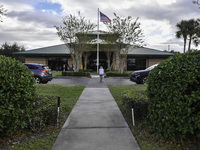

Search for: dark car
xmin=24 ymin=63 xmax=53 ymax=84
xmin=130 ymin=64 xmax=158 ymax=84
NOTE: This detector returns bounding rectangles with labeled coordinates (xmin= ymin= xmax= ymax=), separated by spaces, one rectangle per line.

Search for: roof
xmin=13 ymin=44 xmax=70 ymax=56
xmin=127 ymin=47 xmax=174 ymax=57
xmin=13 ymin=44 xmax=174 ymax=57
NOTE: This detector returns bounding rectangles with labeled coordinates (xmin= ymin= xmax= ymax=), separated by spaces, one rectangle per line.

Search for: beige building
xmin=14 ymin=31 xmax=174 ymax=71
xmin=14 ymin=43 xmax=174 ymax=71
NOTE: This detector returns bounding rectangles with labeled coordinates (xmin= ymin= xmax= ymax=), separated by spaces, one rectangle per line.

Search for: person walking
xmin=99 ymin=66 xmax=104 ymax=82
xmin=63 ymin=64 xmax=66 ymax=71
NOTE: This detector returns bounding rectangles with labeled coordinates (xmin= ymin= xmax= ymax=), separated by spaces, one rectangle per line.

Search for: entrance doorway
xmin=48 ymin=57 xmax=68 ymax=71
xmin=87 ymin=52 xmax=107 ymax=71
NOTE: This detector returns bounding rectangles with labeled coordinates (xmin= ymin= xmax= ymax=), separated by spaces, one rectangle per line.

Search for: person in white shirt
xmin=99 ymin=66 xmax=104 ymax=82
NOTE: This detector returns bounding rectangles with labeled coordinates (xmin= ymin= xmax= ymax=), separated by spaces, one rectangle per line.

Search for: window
xmin=127 ymin=57 xmax=146 ymax=71
xmin=25 ymin=64 xmax=38 ymax=69
xmin=48 ymin=58 xmax=68 ymax=71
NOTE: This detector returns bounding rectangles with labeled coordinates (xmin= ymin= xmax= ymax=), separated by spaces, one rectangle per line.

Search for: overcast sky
xmin=0 ymin=0 xmax=199 ymax=53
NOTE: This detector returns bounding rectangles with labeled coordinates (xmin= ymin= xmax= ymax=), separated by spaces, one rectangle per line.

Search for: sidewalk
xmin=52 ymin=88 xmax=140 ymax=150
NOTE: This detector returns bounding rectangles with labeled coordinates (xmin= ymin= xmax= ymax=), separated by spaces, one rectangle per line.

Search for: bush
xmin=79 ymin=69 xmax=93 ymax=72
xmin=147 ymin=51 xmax=200 ymax=140
xmin=122 ymin=90 xmax=148 ymax=121
xmin=106 ymin=71 xmax=130 ymax=77
xmin=29 ymin=95 xmax=58 ymax=132
xmin=62 ymin=71 xmax=90 ymax=76
xmin=0 ymin=55 xmax=35 ymax=134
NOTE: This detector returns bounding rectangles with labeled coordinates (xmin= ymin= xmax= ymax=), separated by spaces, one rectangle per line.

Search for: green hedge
xmin=79 ymin=69 xmax=93 ymax=72
xmin=0 ymin=55 xmax=35 ymax=134
xmin=147 ymin=51 xmax=200 ymax=140
xmin=29 ymin=95 xmax=58 ymax=132
xmin=106 ymin=72 xmax=130 ymax=77
xmin=122 ymin=91 xmax=148 ymax=121
xmin=62 ymin=71 xmax=90 ymax=76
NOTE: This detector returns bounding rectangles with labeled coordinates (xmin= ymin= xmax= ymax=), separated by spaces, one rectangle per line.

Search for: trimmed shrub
xmin=62 ymin=71 xmax=90 ymax=76
xmin=122 ymin=91 xmax=148 ymax=121
xmin=106 ymin=71 xmax=130 ymax=77
xmin=0 ymin=55 xmax=35 ymax=134
xmin=147 ymin=51 xmax=200 ymax=140
xmin=79 ymin=69 xmax=93 ymax=72
xmin=29 ymin=95 xmax=58 ymax=132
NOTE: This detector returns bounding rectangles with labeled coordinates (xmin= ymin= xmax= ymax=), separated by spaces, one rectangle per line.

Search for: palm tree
xmin=187 ymin=19 xmax=200 ymax=51
xmin=176 ymin=20 xmax=188 ymax=53
xmin=192 ymin=19 xmax=200 ymax=48
xmin=176 ymin=19 xmax=200 ymax=53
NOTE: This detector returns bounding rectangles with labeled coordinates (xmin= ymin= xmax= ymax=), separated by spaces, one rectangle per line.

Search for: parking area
xmin=48 ymin=77 xmax=136 ymax=87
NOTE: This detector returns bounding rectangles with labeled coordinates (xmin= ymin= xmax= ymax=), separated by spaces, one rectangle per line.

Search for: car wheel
xmin=141 ymin=76 xmax=147 ymax=84
xmin=42 ymin=81 xmax=48 ymax=84
xmin=34 ymin=77 xmax=41 ymax=84
xmin=135 ymin=81 xmax=140 ymax=84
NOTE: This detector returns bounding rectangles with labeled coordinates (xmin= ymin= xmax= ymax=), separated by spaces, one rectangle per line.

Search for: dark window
xmin=25 ymin=64 xmax=38 ymax=69
xmin=48 ymin=58 xmax=68 ymax=71
xmin=127 ymin=58 xmax=146 ymax=71
xmin=87 ymin=52 xmax=108 ymax=71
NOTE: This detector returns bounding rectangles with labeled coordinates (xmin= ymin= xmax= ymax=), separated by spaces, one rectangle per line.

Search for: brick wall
xmin=25 ymin=57 xmax=48 ymax=65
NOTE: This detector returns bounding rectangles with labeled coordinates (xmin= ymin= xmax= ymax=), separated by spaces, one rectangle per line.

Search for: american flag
xmin=100 ymin=12 xmax=111 ymax=23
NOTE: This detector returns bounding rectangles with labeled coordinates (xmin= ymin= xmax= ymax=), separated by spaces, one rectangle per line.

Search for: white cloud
xmin=155 ymin=0 xmax=177 ymax=5
xmin=2 ymin=0 xmax=34 ymax=13
xmin=0 ymin=0 xmax=199 ymax=53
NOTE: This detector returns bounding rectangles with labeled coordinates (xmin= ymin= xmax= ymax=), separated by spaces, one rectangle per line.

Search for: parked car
xmin=130 ymin=64 xmax=158 ymax=84
xmin=24 ymin=63 xmax=53 ymax=84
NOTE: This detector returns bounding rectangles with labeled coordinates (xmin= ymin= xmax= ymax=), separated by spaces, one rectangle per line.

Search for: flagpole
xmin=97 ymin=8 xmax=99 ymax=73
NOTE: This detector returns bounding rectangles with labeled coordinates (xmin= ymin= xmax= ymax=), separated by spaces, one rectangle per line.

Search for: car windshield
xmin=42 ymin=65 xmax=49 ymax=70
xmin=145 ymin=64 xmax=158 ymax=71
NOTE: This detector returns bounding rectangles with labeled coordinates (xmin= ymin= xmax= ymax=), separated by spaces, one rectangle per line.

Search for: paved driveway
xmin=48 ymin=77 xmax=136 ymax=87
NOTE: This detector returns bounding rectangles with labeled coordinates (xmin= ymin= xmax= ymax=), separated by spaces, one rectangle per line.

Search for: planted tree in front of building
xmin=104 ymin=13 xmax=145 ymax=73
xmin=55 ymin=14 xmax=96 ymax=72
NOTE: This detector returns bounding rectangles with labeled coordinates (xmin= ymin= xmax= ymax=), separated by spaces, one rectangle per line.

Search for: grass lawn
xmin=35 ymin=84 xmax=85 ymax=114
xmin=108 ymin=85 xmax=182 ymax=150
xmin=8 ymin=84 xmax=85 ymax=150
xmin=52 ymin=71 xmax=62 ymax=77
xmin=109 ymin=84 xmax=146 ymax=107
xmin=5 ymin=84 xmax=191 ymax=150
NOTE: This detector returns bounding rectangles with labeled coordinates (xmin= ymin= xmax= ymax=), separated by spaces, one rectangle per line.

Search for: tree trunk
xmin=110 ymin=52 xmax=116 ymax=71
xmin=183 ymin=38 xmax=187 ymax=53
xmin=84 ymin=53 xmax=89 ymax=70
xmin=74 ymin=51 xmax=80 ymax=72
xmin=188 ymin=36 xmax=192 ymax=51
xmin=118 ymin=53 xmax=123 ymax=74
xmin=118 ymin=54 xmax=127 ymax=73
xmin=105 ymin=51 xmax=112 ymax=71
xmin=71 ymin=54 xmax=76 ymax=71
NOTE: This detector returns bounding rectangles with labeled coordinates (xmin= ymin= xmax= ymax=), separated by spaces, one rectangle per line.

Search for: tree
xmin=104 ymin=13 xmax=144 ymax=73
xmin=193 ymin=19 xmax=200 ymax=47
xmin=193 ymin=0 xmax=200 ymax=6
xmin=55 ymin=14 xmax=96 ymax=72
xmin=176 ymin=20 xmax=188 ymax=53
xmin=187 ymin=19 xmax=200 ymax=51
xmin=176 ymin=19 xmax=200 ymax=53
xmin=0 ymin=42 xmax=25 ymax=62
xmin=0 ymin=5 xmax=6 ymax=22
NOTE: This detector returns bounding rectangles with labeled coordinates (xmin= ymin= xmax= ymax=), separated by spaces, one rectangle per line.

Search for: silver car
xmin=24 ymin=63 xmax=53 ymax=84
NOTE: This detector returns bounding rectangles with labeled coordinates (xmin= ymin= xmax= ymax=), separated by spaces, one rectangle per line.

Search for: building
xmin=14 ymin=43 xmax=174 ymax=71
xmin=14 ymin=31 xmax=174 ymax=71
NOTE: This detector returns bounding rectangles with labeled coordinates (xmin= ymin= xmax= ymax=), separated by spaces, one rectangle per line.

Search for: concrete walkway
xmin=52 ymin=88 xmax=140 ymax=150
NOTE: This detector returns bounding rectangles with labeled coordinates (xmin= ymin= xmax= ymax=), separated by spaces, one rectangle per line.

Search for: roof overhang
xmin=13 ymin=44 xmax=175 ymax=57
